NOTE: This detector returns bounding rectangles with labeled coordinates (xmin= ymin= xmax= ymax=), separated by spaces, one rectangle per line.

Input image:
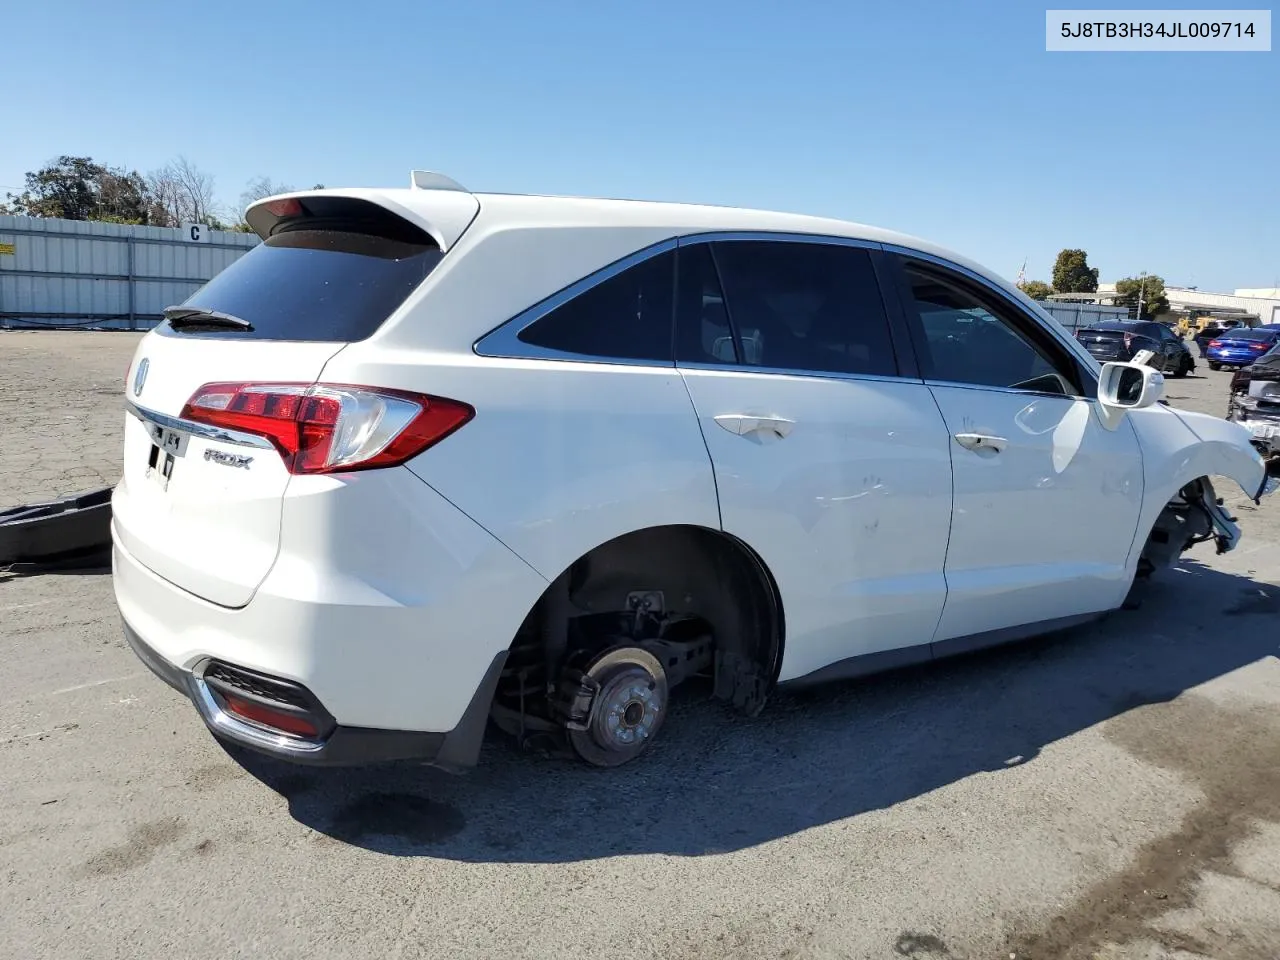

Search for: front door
xmin=888 ymin=254 xmax=1145 ymax=643
xmin=674 ymin=238 xmax=955 ymax=682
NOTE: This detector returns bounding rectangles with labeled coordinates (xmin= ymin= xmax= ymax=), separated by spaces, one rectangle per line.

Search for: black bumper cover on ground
xmin=121 ymin=619 xmax=503 ymax=769
xmin=0 ymin=487 xmax=113 ymax=568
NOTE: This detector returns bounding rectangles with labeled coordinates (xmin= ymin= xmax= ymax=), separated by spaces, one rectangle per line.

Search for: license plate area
xmin=145 ymin=425 xmax=188 ymax=491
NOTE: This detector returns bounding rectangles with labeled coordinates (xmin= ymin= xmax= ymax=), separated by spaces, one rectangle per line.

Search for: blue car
xmin=1205 ymin=326 xmax=1280 ymax=370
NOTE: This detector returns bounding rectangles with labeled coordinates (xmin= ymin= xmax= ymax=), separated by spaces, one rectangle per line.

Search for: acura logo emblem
xmin=133 ymin=358 xmax=149 ymax=397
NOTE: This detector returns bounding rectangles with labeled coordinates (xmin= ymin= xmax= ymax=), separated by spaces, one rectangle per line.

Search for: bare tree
xmin=147 ymin=156 xmax=221 ymax=226
xmin=145 ymin=167 xmax=183 ymax=226
xmin=172 ymin=155 xmax=216 ymax=224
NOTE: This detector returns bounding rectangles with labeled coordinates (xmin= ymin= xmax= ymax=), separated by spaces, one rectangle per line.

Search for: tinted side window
xmin=674 ymin=243 xmax=739 ymax=365
xmin=900 ymin=260 xmax=1079 ymax=395
xmin=707 ymin=241 xmax=898 ymax=377
xmin=517 ymin=250 xmax=675 ymax=362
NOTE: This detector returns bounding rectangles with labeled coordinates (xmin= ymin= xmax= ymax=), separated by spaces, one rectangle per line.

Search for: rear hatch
xmin=113 ymin=193 xmax=470 ymax=606
xmin=1076 ymin=328 xmax=1131 ymax=361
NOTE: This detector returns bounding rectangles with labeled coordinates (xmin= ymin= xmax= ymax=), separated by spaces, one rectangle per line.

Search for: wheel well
xmin=1135 ymin=476 xmax=1221 ymax=577
xmin=505 ymin=524 xmax=784 ymax=715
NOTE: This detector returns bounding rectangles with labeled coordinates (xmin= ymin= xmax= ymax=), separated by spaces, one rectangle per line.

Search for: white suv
xmin=112 ymin=173 xmax=1270 ymax=769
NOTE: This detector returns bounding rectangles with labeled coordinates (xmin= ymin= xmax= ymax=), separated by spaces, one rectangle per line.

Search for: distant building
xmin=1048 ymin=282 xmax=1280 ymax=328
xmin=1163 ymin=286 xmax=1280 ymax=328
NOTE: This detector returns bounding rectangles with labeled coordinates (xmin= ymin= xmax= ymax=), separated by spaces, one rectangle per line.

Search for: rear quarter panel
xmin=324 ymin=219 xmax=724 ymax=583
xmin=319 ymin=347 xmax=722 ymax=583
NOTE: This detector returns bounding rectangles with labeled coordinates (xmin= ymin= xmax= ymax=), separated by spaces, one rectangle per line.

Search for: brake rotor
xmin=568 ymin=646 xmax=668 ymax=768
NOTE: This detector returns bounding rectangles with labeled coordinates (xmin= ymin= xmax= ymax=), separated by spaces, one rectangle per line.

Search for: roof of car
xmin=247 ymin=181 xmax=1054 ymax=329
xmin=1223 ymin=326 xmax=1280 ymax=338
xmin=260 ymin=185 xmax=998 ymax=278
xmin=486 ymin=189 xmax=1026 ymax=283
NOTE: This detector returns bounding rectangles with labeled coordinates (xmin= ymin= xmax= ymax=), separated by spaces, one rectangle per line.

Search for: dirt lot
xmin=3 ymin=330 xmax=1278 ymax=960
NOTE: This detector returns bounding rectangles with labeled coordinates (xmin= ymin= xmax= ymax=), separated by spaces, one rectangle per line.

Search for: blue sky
xmin=2 ymin=1 xmax=1276 ymax=291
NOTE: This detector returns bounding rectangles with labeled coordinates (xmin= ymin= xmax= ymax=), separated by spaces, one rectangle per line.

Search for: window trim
xmin=473 ymin=238 xmax=679 ymax=366
xmin=673 ymin=232 xmax=917 ymax=383
xmin=883 ymin=246 xmax=1100 ymax=401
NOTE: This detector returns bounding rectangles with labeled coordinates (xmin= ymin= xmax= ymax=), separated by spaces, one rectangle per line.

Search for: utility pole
xmin=1136 ymin=271 xmax=1147 ymax=320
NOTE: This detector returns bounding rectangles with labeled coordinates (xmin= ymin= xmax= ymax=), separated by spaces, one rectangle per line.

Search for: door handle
xmin=714 ymin=414 xmax=796 ymax=439
xmin=953 ymin=433 xmax=1007 ymax=454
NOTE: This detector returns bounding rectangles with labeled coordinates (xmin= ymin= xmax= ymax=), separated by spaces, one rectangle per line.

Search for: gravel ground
xmin=2 ymin=330 xmax=1278 ymax=960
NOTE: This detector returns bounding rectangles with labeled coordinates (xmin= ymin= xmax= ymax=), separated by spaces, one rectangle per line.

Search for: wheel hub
xmin=566 ymin=646 xmax=668 ymax=767
xmin=594 ymin=672 xmax=662 ymax=749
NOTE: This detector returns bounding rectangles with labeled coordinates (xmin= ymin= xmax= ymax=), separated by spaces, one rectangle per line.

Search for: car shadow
xmin=227 ymin=559 xmax=1279 ymax=863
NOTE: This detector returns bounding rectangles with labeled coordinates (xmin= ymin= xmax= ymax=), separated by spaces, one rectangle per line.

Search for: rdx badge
xmin=204 ymin=449 xmax=254 ymax=469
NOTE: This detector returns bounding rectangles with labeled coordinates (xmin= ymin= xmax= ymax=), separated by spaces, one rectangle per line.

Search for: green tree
xmin=1113 ymin=274 xmax=1170 ymax=319
xmin=1017 ymin=279 xmax=1054 ymax=301
xmin=1051 ymin=248 xmax=1100 ymax=293
xmin=4 ymin=156 xmax=157 ymax=223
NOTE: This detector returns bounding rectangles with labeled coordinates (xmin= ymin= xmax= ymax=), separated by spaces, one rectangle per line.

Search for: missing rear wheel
xmin=565 ymin=647 xmax=668 ymax=767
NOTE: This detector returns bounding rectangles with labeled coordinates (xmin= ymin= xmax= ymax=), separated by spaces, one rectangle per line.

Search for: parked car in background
xmin=111 ymin=175 xmax=1270 ymax=771
xmin=1205 ymin=326 xmax=1280 ymax=370
xmin=1227 ymin=341 xmax=1280 ymax=471
xmin=1192 ymin=319 xmax=1241 ymax=358
xmin=1074 ymin=320 xmax=1195 ymax=377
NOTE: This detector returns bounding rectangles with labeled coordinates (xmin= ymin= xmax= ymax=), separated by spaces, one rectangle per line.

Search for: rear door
xmin=675 ymin=237 xmax=955 ymax=682
xmin=113 ymin=197 xmax=454 ymax=607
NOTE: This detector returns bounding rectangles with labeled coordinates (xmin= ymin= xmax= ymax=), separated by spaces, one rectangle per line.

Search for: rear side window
xmin=517 ymin=250 xmax=675 ymax=362
xmin=160 ymin=200 xmax=445 ymax=340
xmin=674 ymin=243 xmax=739 ymax=364
xmin=697 ymin=240 xmax=898 ymax=377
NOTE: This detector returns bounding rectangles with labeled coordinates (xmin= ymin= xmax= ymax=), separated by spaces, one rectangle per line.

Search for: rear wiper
xmin=163 ymin=306 xmax=254 ymax=331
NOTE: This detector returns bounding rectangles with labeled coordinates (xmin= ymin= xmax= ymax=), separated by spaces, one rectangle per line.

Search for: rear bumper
xmin=121 ymin=616 xmax=496 ymax=766
xmin=111 ymin=465 xmax=548 ymax=766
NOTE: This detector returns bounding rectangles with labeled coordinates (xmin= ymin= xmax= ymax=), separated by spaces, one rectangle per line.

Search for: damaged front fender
xmin=1124 ymin=405 xmax=1268 ymax=575
xmin=1165 ymin=407 xmax=1269 ymax=502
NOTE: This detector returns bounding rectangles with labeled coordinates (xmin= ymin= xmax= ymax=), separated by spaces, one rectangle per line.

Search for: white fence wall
xmin=1040 ymin=301 xmax=1131 ymax=333
xmin=0 ymin=215 xmax=260 ymax=330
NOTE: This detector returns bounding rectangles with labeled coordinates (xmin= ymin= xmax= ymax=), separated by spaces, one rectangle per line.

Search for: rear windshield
xmin=1224 ymin=327 xmax=1279 ymax=341
xmin=158 ymin=227 xmax=442 ymax=342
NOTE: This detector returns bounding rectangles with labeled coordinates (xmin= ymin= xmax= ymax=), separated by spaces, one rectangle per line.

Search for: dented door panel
xmin=929 ymin=386 xmax=1145 ymax=641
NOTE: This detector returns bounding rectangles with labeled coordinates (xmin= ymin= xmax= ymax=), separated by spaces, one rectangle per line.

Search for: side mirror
xmin=1097 ymin=361 xmax=1164 ymax=429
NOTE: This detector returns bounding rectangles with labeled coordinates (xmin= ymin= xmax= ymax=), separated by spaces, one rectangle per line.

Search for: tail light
xmin=1209 ymin=340 xmax=1223 ymax=348
xmin=1123 ymin=333 xmax=1134 ymax=350
xmin=180 ymin=382 xmax=474 ymax=475
xmin=1250 ymin=341 xmax=1270 ymax=351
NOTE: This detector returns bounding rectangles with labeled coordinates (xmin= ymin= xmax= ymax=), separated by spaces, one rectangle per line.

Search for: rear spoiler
xmin=245 ymin=171 xmax=479 ymax=252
